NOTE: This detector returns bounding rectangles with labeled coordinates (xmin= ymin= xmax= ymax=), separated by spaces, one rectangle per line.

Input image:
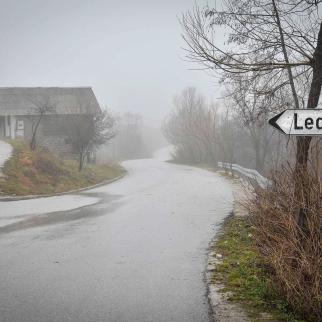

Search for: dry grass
xmin=213 ymin=215 xmax=305 ymax=321
xmin=0 ymin=140 xmax=125 ymax=196
xmin=244 ymin=165 xmax=322 ymax=321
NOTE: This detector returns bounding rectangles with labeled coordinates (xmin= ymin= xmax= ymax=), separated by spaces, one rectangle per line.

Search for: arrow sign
xmin=269 ymin=109 xmax=322 ymax=135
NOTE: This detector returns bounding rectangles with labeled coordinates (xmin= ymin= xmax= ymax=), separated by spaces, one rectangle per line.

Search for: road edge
xmin=0 ymin=173 xmax=127 ymax=202
xmin=205 ymin=215 xmax=250 ymax=322
xmin=205 ymin=172 xmax=251 ymax=322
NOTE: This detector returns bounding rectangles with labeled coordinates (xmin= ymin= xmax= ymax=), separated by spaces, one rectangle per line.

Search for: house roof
xmin=0 ymin=87 xmax=101 ymax=115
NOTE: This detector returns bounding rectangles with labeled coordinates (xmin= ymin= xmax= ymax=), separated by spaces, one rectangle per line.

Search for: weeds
xmin=0 ymin=140 xmax=125 ymax=196
xmin=244 ymin=164 xmax=322 ymax=321
xmin=213 ymin=216 xmax=308 ymax=321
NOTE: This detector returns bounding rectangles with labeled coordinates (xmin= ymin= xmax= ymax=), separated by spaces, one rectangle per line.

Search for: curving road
xmin=0 ymin=149 xmax=233 ymax=322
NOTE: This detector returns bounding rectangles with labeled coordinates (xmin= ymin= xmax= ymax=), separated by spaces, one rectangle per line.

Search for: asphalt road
xmin=0 ymin=149 xmax=233 ymax=322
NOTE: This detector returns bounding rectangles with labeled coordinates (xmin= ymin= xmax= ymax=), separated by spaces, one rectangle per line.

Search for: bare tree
xmin=181 ymin=0 xmax=322 ymax=228
xmin=163 ymin=87 xmax=218 ymax=164
xmin=63 ymin=109 xmax=115 ymax=171
xmin=116 ymin=113 xmax=146 ymax=159
xmin=28 ymin=97 xmax=56 ymax=150
xmin=181 ymin=0 xmax=322 ymax=166
xmin=225 ymin=77 xmax=276 ymax=171
xmin=164 ymin=87 xmax=286 ymax=173
xmin=217 ymin=109 xmax=239 ymax=171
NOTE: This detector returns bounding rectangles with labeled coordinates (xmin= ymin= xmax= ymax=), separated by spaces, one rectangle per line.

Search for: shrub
xmin=245 ymin=165 xmax=322 ymax=321
xmin=33 ymin=153 xmax=65 ymax=177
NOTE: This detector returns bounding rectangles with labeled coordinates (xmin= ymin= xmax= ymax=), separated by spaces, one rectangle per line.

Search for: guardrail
xmin=218 ymin=162 xmax=271 ymax=189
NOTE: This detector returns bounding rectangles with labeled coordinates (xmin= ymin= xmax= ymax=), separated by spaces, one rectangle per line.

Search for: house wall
xmin=0 ymin=115 xmax=32 ymax=140
xmin=0 ymin=114 xmax=95 ymax=159
xmin=38 ymin=115 xmax=75 ymax=157
xmin=38 ymin=114 xmax=93 ymax=158
xmin=15 ymin=115 xmax=31 ymax=139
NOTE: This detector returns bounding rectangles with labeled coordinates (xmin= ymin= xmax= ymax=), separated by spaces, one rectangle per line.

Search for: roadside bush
xmin=33 ymin=152 xmax=66 ymax=177
xmin=245 ymin=165 xmax=322 ymax=321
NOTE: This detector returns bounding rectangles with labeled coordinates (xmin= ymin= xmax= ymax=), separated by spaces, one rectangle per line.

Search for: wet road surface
xmin=0 ymin=151 xmax=233 ymax=322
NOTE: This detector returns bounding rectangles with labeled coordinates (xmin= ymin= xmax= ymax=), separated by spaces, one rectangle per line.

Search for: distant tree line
xmin=97 ymin=112 xmax=167 ymax=162
xmin=163 ymin=86 xmax=287 ymax=173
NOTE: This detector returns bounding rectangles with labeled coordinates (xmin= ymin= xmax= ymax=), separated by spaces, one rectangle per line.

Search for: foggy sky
xmin=0 ymin=0 xmax=220 ymax=126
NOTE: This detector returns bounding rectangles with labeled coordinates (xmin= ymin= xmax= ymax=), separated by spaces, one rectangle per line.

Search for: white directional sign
xmin=269 ymin=109 xmax=322 ymax=135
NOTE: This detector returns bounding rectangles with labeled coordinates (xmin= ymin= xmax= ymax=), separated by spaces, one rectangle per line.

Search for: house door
xmin=16 ymin=119 xmax=24 ymax=137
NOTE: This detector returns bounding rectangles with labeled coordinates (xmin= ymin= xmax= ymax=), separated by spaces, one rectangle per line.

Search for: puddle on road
xmin=0 ymin=193 xmax=123 ymax=235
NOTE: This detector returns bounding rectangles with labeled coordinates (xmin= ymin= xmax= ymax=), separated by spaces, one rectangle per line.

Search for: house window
xmin=17 ymin=120 xmax=24 ymax=130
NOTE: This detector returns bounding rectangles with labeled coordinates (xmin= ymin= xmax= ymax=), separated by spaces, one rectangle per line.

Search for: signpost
xmin=269 ymin=109 xmax=322 ymax=135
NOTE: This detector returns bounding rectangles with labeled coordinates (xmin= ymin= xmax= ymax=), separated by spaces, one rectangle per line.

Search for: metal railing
xmin=218 ymin=162 xmax=271 ymax=189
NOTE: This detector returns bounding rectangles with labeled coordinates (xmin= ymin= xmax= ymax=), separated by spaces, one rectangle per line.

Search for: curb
xmin=206 ymin=229 xmax=250 ymax=322
xmin=0 ymin=172 xmax=127 ymax=202
xmin=205 ymin=181 xmax=250 ymax=321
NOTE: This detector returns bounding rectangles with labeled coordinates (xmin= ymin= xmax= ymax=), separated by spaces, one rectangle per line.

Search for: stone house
xmin=0 ymin=87 xmax=101 ymax=155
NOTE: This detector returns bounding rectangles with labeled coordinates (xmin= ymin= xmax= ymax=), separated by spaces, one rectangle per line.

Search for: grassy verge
xmin=0 ymin=140 xmax=125 ymax=196
xmin=212 ymin=216 xmax=306 ymax=322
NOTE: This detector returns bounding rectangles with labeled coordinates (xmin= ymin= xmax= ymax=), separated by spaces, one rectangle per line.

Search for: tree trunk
xmin=294 ymin=21 xmax=322 ymax=231
xmin=30 ymin=115 xmax=43 ymax=150
xmin=249 ymin=127 xmax=264 ymax=172
xmin=79 ymin=152 xmax=85 ymax=172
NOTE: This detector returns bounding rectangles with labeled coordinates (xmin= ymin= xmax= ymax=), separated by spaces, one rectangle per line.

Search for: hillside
xmin=0 ymin=140 xmax=125 ymax=196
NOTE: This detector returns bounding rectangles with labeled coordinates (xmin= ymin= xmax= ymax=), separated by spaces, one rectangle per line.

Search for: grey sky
xmin=0 ymin=0 xmax=219 ymax=126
